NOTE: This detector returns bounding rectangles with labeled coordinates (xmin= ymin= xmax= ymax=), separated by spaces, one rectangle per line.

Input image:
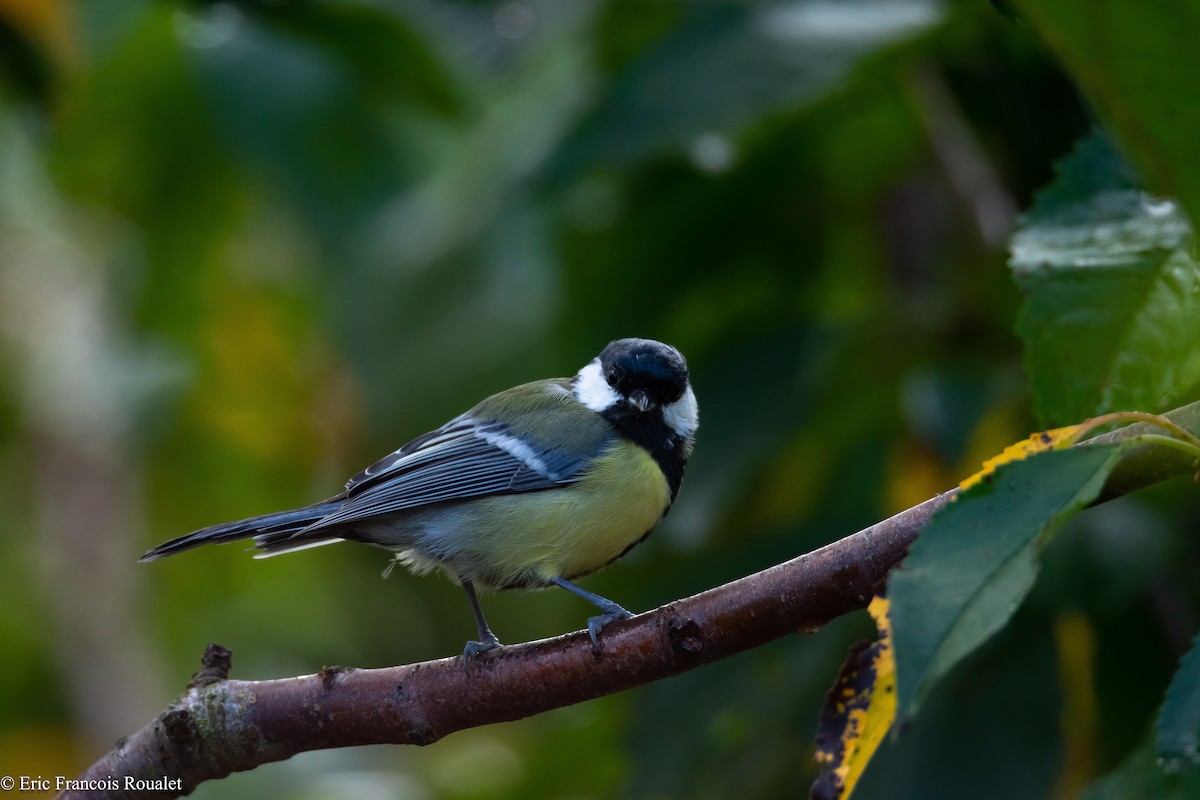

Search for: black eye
xmin=606 ymin=366 xmax=622 ymax=385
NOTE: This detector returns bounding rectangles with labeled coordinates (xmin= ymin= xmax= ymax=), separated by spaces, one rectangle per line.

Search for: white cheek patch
xmin=573 ymin=359 xmax=620 ymax=412
xmin=663 ymin=385 xmax=699 ymax=439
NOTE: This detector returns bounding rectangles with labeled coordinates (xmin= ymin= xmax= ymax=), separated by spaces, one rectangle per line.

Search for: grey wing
xmin=302 ymin=416 xmax=593 ymax=533
xmin=342 ymin=412 xmax=477 ymax=495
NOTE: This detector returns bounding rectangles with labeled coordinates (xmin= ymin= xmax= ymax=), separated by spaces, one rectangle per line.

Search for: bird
xmin=140 ymin=338 xmax=699 ymax=657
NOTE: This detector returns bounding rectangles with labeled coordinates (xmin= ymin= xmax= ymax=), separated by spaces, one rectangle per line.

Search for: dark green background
xmin=1 ymin=1 xmax=1197 ymax=798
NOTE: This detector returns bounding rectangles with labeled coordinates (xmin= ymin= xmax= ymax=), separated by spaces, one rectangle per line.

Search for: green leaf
xmin=890 ymin=444 xmax=1126 ymax=721
xmin=1157 ymin=631 xmax=1200 ymax=773
xmin=1009 ymin=131 xmax=1200 ymax=426
xmin=1011 ymin=0 xmax=1200 ymax=238
xmin=1084 ymin=734 xmax=1200 ymax=800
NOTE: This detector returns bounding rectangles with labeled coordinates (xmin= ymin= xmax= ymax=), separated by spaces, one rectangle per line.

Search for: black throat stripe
xmin=600 ymin=405 xmax=690 ymax=500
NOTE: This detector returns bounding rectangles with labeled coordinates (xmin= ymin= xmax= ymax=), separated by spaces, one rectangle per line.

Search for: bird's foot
xmin=586 ymin=602 xmax=633 ymax=651
xmin=548 ymin=577 xmax=634 ymax=654
xmin=461 ymin=632 xmax=503 ymax=668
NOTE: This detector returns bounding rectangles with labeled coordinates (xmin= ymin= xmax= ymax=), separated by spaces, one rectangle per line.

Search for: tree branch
xmin=60 ymin=401 xmax=1200 ymax=800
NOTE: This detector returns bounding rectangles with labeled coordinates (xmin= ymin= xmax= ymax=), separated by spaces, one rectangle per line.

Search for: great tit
xmin=141 ymin=338 xmax=699 ymax=657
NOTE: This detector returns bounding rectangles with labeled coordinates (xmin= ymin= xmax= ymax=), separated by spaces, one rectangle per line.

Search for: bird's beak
xmin=627 ymin=389 xmax=652 ymax=412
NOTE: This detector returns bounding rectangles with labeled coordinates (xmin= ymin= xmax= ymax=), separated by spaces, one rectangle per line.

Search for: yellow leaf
xmin=0 ymin=0 xmax=77 ymax=62
xmin=1051 ymin=612 xmax=1099 ymax=800
xmin=885 ymin=440 xmax=951 ymax=516
xmin=958 ymin=425 xmax=1080 ymax=490
xmin=812 ymin=596 xmax=897 ymax=800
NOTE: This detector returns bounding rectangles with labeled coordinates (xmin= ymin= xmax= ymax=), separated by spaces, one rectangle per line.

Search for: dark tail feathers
xmin=139 ymin=499 xmax=344 ymax=562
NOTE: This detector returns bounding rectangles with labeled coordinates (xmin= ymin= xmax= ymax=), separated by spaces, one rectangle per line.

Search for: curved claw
xmin=586 ymin=605 xmax=633 ymax=650
xmin=549 ymin=576 xmax=635 ymax=652
xmin=462 ymin=633 xmax=503 ymax=668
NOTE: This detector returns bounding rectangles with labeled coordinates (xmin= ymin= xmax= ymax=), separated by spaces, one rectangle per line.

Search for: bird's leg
xmin=461 ymin=579 xmax=503 ymax=660
xmin=550 ymin=577 xmax=633 ymax=650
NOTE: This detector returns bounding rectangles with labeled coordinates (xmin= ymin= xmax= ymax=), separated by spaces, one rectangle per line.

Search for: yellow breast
xmin=416 ymin=440 xmax=671 ymax=589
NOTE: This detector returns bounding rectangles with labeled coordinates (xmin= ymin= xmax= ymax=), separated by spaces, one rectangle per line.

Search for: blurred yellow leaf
xmin=193 ymin=289 xmax=330 ymax=464
xmin=0 ymin=725 xmax=85 ymax=789
xmin=1051 ymin=612 xmax=1099 ymax=800
xmin=0 ymin=0 xmax=76 ymax=60
xmin=885 ymin=440 xmax=950 ymax=516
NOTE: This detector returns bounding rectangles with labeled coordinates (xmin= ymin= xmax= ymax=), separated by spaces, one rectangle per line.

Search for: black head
xmin=597 ymin=338 xmax=689 ymax=412
xmin=574 ymin=338 xmax=698 ymax=498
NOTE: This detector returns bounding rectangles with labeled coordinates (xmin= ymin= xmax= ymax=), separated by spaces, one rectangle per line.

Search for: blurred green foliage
xmin=0 ymin=1 xmax=1197 ymax=799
